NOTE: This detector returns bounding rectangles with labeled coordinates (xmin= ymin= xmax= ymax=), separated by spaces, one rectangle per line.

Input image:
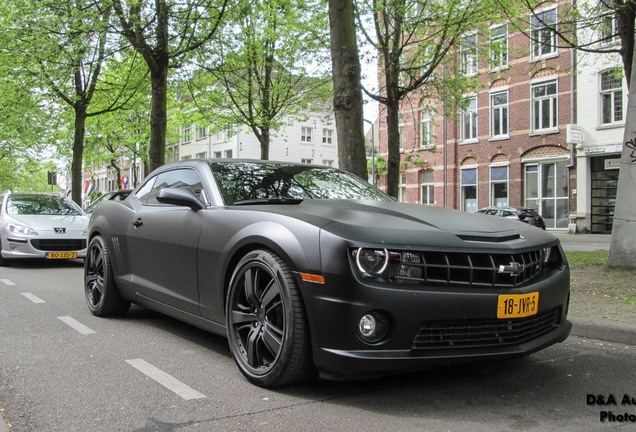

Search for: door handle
xmin=132 ymin=218 xmax=143 ymax=228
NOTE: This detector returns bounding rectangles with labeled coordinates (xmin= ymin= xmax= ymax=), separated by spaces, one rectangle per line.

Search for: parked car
xmin=85 ymin=160 xmax=571 ymax=387
xmin=476 ymin=206 xmax=547 ymax=230
xmin=85 ymin=189 xmax=133 ymax=214
xmin=0 ymin=191 xmax=89 ymax=265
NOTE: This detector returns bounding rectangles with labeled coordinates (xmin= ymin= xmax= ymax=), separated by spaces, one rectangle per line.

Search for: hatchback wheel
xmin=226 ymin=249 xmax=313 ymax=387
xmin=84 ymin=235 xmax=130 ymax=316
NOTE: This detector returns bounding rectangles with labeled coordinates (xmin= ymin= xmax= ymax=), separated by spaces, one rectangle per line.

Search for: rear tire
xmin=84 ymin=235 xmax=130 ymax=316
xmin=226 ymin=249 xmax=313 ymax=388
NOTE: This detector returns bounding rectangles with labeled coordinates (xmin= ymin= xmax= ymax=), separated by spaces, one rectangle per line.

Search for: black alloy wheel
xmin=84 ymin=235 xmax=130 ymax=316
xmin=226 ymin=249 xmax=313 ymax=388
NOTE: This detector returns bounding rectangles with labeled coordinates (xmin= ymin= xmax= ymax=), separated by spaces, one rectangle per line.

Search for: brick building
xmin=377 ymin=2 xmax=578 ymax=230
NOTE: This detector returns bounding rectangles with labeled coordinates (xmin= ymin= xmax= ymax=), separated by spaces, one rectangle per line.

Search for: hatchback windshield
xmin=7 ymin=194 xmax=84 ymax=216
xmin=208 ymin=161 xmax=392 ymax=205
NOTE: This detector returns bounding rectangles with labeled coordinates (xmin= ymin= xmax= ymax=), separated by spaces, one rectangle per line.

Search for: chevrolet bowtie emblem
xmin=498 ymin=262 xmax=524 ymax=276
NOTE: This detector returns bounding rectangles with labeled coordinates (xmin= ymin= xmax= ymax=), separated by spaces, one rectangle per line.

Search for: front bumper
xmin=1 ymin=235 xmax=87 ymax=260
xmin=300 ymin=252 xmax=571 ymax=380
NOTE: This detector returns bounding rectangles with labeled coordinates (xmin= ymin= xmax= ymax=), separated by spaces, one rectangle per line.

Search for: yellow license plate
xmin=46 ymin=252 xmax=78 ymax=259
xmin=497 ymin=292 xmax=539 ymax=319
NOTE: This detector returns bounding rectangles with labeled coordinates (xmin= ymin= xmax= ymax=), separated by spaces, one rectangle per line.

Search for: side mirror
xmin=156 ymin=188 xmax=205 ymax=211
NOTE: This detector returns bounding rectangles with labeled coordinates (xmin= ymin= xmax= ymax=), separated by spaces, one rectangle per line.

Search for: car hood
xmin=8 ymin=214 xmax=89 ymax=232
xmin=250 ymin=200 xmax=556 ymax=249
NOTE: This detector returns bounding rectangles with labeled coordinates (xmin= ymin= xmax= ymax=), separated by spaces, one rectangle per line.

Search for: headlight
xmin=6 ymin=222 xmax=38 ymax=236
xmin=354 ymin=248 xmax=401 ymax=277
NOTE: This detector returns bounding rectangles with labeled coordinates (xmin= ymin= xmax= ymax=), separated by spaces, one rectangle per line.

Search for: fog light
xmin=359 ymin=314 xmax=376 ymax=337
xmin=357 ymin=311 xmax=390 ymax=344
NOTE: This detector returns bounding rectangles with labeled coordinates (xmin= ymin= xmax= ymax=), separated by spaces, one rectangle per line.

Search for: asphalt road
xmin=1 ymin=260 xmax=635 ymax=432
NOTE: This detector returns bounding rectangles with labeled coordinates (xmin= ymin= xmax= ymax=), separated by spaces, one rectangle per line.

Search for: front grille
xmin=30 ymin=239 xmax=87 ymax=251
xmin=395 ymin=248 xmax=548 ymax=287
xmin=411 ymin=308 xmax=561 ymax=350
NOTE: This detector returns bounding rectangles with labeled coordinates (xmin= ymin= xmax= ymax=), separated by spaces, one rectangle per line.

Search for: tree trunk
xmin=328 ymin=0 xmax=367 ymax=179
xmin=385 ymin=100 xmax=401 ymax=199
xmin=148 ymin=66 xmax=168 ymax=173
xmin=609 ymin=38 xmax=636 ymax=268
xmin=71 ymin=104 xmax=87 ymax=206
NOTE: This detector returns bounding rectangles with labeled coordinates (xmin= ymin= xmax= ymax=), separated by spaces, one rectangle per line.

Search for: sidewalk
xmin=552 ymin=232 xmax=636 ymax=346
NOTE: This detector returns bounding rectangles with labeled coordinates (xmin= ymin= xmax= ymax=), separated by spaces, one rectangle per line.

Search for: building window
xmin=460 ymin=33 xmax=478 ymax=76
xmin=524 ymin=161 xmax=569 ymax=229
xmin=461 ymin=167 xmax=477 ymax=212
xmin=419 ymin=109 xmax=435 ymax=149
xmin=224 ymin=149 xmax=233 ymax=158
xmin=600 ymin=69 xmax=623 ymax=125
xmin=322 ymin=128 xmax=333 ymax=144
xmin=490 ymin=24 xmax=508 ymax=70
xmin=196 ymin=125 xmax=207 ymax=140
xmin=301 ymin=126 xmax=312 ymax=143
xmin=322 ymin=160 xmax=334 ymax=167
xmin=600 ymin=2 xmax=618 ymax=44
xmin=490 ymin=90 xmax=509 ymax=138
xmin=419 ymin=170 xmax=434 ymax=205
xmin=531 ymin=79 xmax=558 ymax=132
xmin=213 ymin=151 xmax=222 ymax=158
xmin=531 ymin=7 xmax=557 ymax=59
xmin=195 ymin=152 xmax=207 ymax=159
xmin=182 ymin=155 xmax=192 ymax=160
xmin=490 ymin=165 xmax=508 ymax=207
xmin=182 ymin=125 xmax=191 ymax=143
xmin=301 ymin=158 xmax=313 ymax=164
xmin=399 ymin=173 xmax=407 ymax=202
xmin=461 ymin=96 xmax=478 ymax=142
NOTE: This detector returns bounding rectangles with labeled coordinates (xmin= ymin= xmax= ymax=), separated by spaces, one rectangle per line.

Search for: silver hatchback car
xmin=0 ymin=191 xmax=89 ymax=265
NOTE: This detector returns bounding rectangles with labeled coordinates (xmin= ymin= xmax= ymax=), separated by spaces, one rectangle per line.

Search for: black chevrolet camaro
xmin=84 ymin=159 xmax=571 ymax=387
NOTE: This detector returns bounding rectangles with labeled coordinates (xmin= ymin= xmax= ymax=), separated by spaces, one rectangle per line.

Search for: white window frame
xmin=399 ymin=173 xmax=407 ymax=203
xmin=460 ymin=166 xmax=478 ymax=212
xmin=531 ymin=7 xmax=558 ymax=60
xmin=419 ymin=109 xmax=435 ymax=149
xmin=489 ymin=164 xmax=509 ymax=208
xmin=531 ymin=78 xmax=558 ymax=133
xmin=490 ymin=89 xmax=509 ymax=139
xmin=322 ymin=128 xmax=333 ymax=144
xmin=489 ymin=24 xmax=508 ymax=71
xmin=196 ymin=125 xmax=207 ymax=140
xmin=182 ymin=125 xmax=191 ymax=144
xmin=599 ymin=69 xmax=624 ymax=125
xmin=461 ymin=95 xmax=478 ymax=143
xmin=599 ymin=2 xmax=618 ymax=45
xmin=419 ymin=170 xmax=435 ymax=205
xmin=301 ymin=126 xmax=313 ymax=143
xmin=460 ymin=33 xmax=478 ymax=76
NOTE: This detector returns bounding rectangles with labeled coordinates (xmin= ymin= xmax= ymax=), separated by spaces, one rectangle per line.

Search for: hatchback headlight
xmin=6 ymin=222 xmax=38 ymax=236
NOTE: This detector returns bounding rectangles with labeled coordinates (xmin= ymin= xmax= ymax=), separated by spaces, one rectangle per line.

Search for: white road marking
xmin=57 ymin=316 xmax=96 ymax=335
xmin=1 ymin=279 xmax=15 ymax=286
xmin=125 ymin=358 xmax=206 ymax=400
xmin=21 ymin=292 xmax=45 ymax=304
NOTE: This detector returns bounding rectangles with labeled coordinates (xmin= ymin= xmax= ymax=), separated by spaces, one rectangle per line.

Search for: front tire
xmin=84 ymin=235 xmax=130 ymax=316
xmin=226 ymin=249 xmax=313 ymax=388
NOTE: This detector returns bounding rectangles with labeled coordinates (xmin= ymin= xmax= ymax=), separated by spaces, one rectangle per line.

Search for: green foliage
xmin=183 ymin=0 xmax=333 ymax=158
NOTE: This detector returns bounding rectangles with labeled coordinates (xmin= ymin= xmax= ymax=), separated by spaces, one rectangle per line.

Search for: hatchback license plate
xmin=46 ymin=252 xmax=78 ymax=259
xmin=497 ymin=292 xmax=539 ymax=319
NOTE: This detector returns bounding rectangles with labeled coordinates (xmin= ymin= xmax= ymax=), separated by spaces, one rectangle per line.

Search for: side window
xmin=147 ymin=169 xmax=206 ymax=205
xmin=135 ymin=177 xmax=156 ymax=204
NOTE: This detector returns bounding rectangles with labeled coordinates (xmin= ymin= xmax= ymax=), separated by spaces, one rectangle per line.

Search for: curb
xmin=569 ymin=316 xmax=636 ymax=346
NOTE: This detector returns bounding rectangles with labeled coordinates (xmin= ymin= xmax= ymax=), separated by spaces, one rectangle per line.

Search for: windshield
xmin=7 ymin=194 xmax=84 ymax=216
xmin=208 ymin=161 xmax=393 ymax=206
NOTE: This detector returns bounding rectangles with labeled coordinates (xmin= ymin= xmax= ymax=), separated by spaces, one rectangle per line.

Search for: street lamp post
xmin=363 ymin=118 xmax=376 ymax=186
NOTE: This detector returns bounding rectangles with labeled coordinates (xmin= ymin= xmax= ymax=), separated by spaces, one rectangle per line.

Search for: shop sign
xmin=605 ymin=158 xmax=621 ymax=170
xmin=584 ymin=144 xmax=623 ymax=154
xmin=567 ymin=124 xmax=582 ymax=144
